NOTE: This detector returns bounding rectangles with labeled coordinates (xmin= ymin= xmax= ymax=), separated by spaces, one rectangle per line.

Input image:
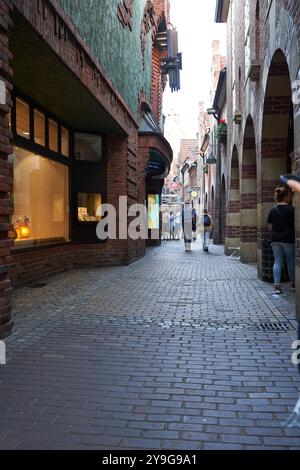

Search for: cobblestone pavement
xmin=1 ymin=241 xmax=300 ymax=450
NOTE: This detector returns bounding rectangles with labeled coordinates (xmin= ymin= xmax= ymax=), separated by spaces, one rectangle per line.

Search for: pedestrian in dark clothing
xmin=267 ymin=185 xmax=295 ymax=295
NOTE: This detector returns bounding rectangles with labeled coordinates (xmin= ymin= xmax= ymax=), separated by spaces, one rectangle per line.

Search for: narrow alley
xmin=1 ymin=242 xmax=299 ymax=450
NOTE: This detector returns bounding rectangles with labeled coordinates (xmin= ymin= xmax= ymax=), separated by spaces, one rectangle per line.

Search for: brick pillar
xmin=225 ymin=152 xmax=240 ymax=255
xmin=0 ymin=0 xmax=13 ymax=338
xmin=221 ymin=176 xmax=226 ymax=244
xmin=258 ymin=53 xmax=292 ymax=278
xmin=240 ymin=128 xmax=257 ymax=263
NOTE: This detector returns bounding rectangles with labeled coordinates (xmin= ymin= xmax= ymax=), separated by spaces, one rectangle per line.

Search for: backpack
xmin=204 ymin=214 xmax=211 ymax=227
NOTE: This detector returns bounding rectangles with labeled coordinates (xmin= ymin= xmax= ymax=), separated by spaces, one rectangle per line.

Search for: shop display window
xmin=77 ymin=193 xmax=102 ymax=223
xmin=61 ymin=127 xmax=69 ymax=157
xmin=12 ymin=147 xmax=69 ymax=247
xmin=148 ymin=194 xmax=160 ymax=229
xmin=16 ymin=98 xmax=30 ymax=140
xmin=49 ymin=119 xmax=58 ymax=153
xmin=34 ymin=109 xmax=45 ymax=146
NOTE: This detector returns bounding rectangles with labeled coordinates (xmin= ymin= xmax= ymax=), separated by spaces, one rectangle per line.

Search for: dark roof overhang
xmin=138 ymin=108 xmax=173 ymax=180
xmin=213 ymin=67 xmax=227 ymax=111
xmin=215 ymin=0 xmax=230 ymax=23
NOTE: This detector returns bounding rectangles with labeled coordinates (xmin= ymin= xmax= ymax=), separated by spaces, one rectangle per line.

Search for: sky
xmin=163 ymin=0 xmax=226 ymax=153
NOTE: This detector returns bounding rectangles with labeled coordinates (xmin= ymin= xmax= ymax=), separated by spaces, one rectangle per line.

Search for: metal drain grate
xmin=257 ymin=322 xmax=292 ymax=331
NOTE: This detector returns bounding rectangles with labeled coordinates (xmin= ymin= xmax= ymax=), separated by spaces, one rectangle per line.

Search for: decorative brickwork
xmin=140 ymin=1 xmax=156 ymax=67
xmin=117 ymin=0 xmax=135 ymax=30
xmin=0 ymin=0 xmax=13 ymax=338
xmin=13 ymin=0 xmax=137 ymax=134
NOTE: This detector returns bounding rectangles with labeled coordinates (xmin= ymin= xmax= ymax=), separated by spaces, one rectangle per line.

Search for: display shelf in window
xmin=77 ymin=193 xmax=102 ymax=223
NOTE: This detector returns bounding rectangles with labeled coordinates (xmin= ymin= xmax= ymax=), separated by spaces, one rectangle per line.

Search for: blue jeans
xmin=271 ymin=242 xmax=295 ymax=285
xmin=203 ymin=231 xmax=211 ymax=249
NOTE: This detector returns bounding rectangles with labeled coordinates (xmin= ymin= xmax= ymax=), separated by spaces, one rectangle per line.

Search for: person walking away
xmin=267 ymin=186 xmax=295 ymax=295
xmin=169 ymin=211 xmax=175 ymax=240
xmin=162 ymin=211 xmax=170 ymax=240
xmin=174 ymin=211 xmax=182 ymax=240
xmin=192 ymin=208 xmax=197 ymax=241
xmin=182 ymin=202 xmax=193 ymax=251
xmin=203 ymin=209 xmax=212 ymax=252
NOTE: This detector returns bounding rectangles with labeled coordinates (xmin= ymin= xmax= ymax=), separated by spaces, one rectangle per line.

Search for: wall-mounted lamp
xmin=207 ymin=106 xmax=220 ymax=121
xmin=206 ymin=152 xmax=217 ymax=165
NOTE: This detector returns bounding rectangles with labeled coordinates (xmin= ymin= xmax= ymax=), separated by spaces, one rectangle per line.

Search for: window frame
xmin=11 ymin=90 xmax=71 ymax=165
xmin=11 ymin=90 xmax=107 ymax=249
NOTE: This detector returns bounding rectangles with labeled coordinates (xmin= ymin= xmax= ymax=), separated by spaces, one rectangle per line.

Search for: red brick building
xmin=0 ymin=0 xmax=175 ymax=338
xmin=200 ymin=40 xmax=226 ymax=241
xmin=212 ymin=0 xmax=300 ymax=320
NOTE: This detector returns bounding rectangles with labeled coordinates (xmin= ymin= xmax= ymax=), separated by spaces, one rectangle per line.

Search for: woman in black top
xmin=267 ymin=186 xmax=295 ymax=294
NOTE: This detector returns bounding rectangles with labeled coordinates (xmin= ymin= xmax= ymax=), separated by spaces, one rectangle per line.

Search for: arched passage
xmin=241 ymin=117 xmax=257 ymax=262
xmin=226 ymin=147 xmax=240 ymax=254
xmin=259 ymin=49 xmax=294 ymax=277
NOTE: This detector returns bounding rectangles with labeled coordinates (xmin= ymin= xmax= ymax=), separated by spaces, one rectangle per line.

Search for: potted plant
xmin=216 ymin=119 xmax=227 ymax=141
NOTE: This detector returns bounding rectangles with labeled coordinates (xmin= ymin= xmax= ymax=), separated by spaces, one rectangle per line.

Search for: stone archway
xmin=225 ymin=147 xmax=240 ymax=255
xmin=258 ymin=49 xmax=293 ymax=278
xmin=241 ymin=116 xmax=257 ymax=263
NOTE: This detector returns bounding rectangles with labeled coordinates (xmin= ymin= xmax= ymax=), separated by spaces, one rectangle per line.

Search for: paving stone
xmin=0 ymin=242 xmax=298 ymax=449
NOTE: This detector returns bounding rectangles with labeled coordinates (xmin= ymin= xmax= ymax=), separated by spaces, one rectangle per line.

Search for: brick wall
xmin=0 ymin=0 xmax=13 ymax=338
xmin=220 ymin=0 xmax=300 ymax=288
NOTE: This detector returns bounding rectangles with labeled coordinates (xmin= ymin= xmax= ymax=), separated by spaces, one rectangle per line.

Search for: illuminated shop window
xmin=148 ymin=194 xmax=160 ymax=229
xmin=34 ymin=109 xmax=45 ymax=146
xmin=61 ymin=127 xmax=69 ymax=157
xmin=12 ymin=147 xmax=69 ymax=247
xmin=49 ymin=119 xmax=58 ymax=153
xmin=74 ymin=133 xmax=102 ymax=162
xmin=77 ymin=193 xmax=102 ymax=223
xmin=16 ymin=98 xmax=30 ymax=139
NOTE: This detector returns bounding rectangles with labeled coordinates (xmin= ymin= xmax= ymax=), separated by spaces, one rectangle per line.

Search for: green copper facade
xmin=57 ymin=0 xmax=152 ymax=117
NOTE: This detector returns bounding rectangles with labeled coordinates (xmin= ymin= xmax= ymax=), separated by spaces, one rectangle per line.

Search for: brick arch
xmin=258 ymin=48 xmax=293 ymax=278
xmin=225 ymin=147 xmax=240 ymax=255
xmin=241 ymin=116 xmax=257 ymax=263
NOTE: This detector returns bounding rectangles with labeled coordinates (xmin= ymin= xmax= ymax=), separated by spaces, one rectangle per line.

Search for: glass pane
xmin=61 ymin=127 xmax=69 ymax=157
xmin=49 ymin=119 xmax=58 ymax=152
xmin=12 ymin=147 xmax=69 ymax=247
xmin=148 ymin=194 xmax=160 ymax=229
xmin=16 ymin=98 xmax=30 ymax=139
xmin=78 ymin=193 xmax=101 ymax=223
xmin=74 ymin=133 xmax=102 ymax=161
xmin=34 ymin=109 xmax=45 ymax=146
